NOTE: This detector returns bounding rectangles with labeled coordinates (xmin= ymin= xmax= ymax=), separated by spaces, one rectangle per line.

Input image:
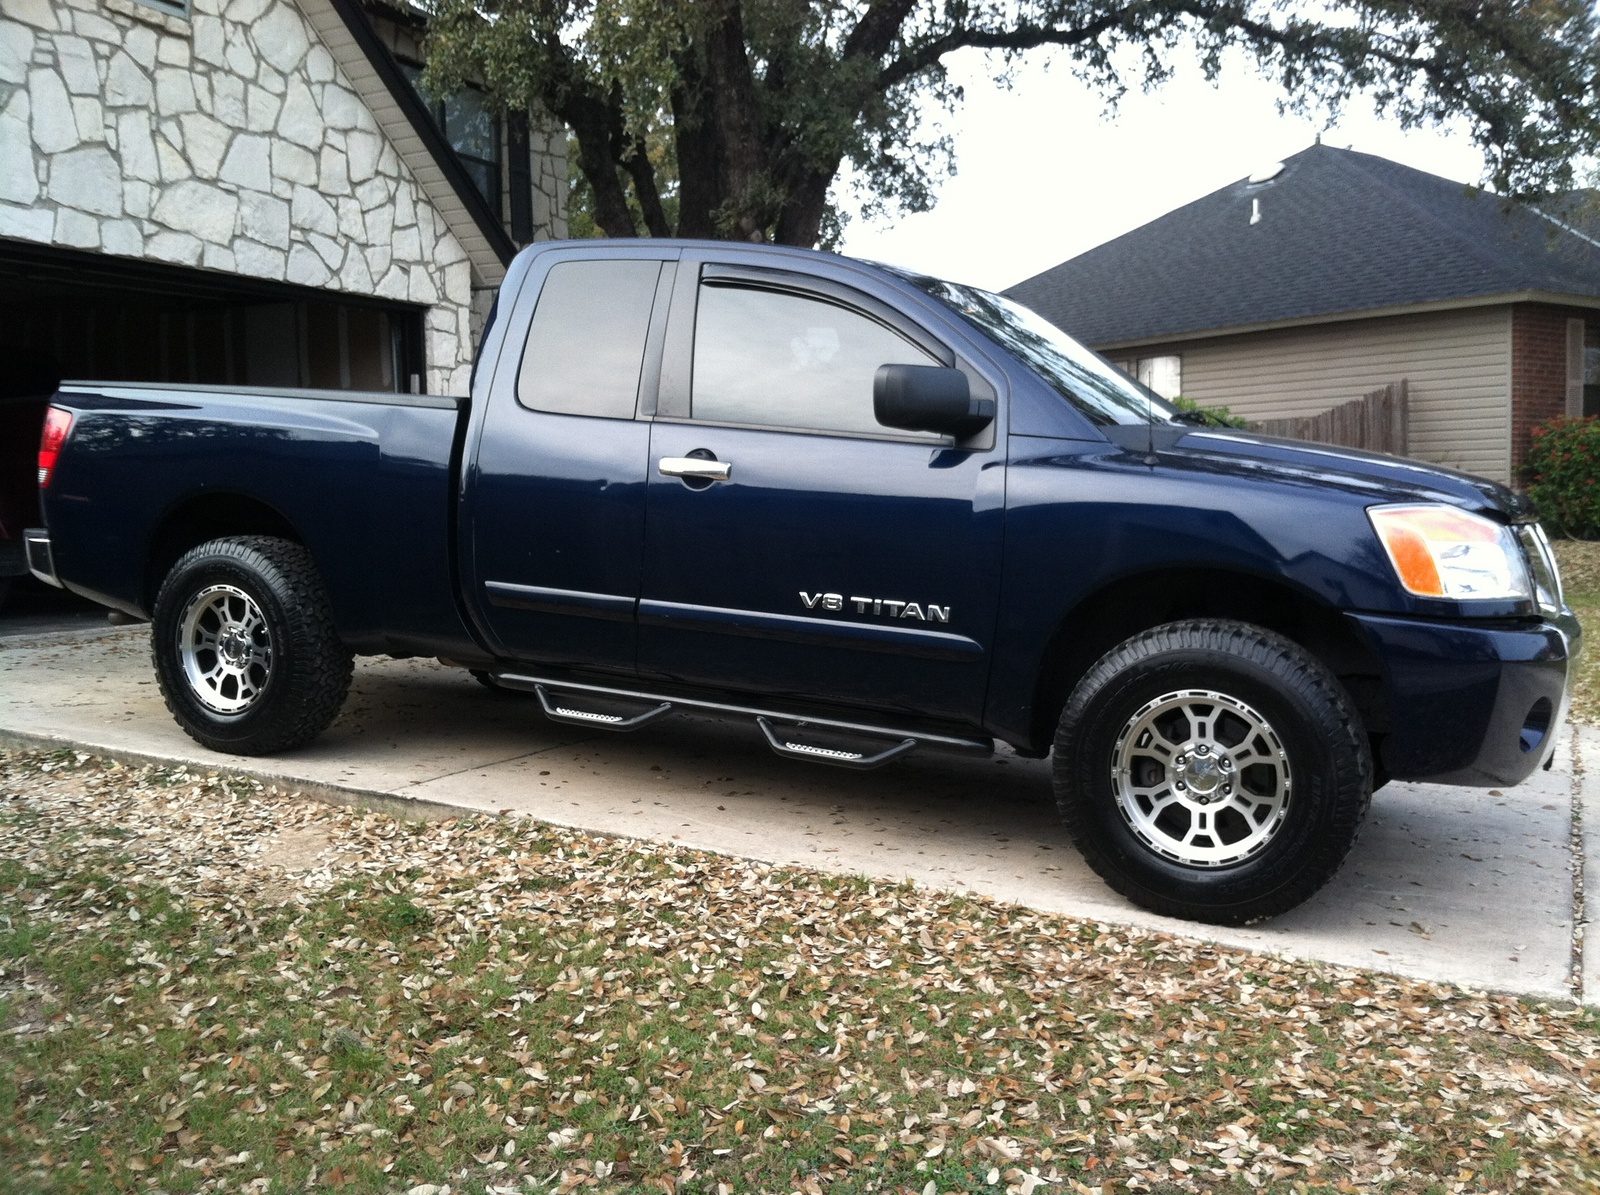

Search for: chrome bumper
xmin=23 ymin=528 xmax=61 ymax=588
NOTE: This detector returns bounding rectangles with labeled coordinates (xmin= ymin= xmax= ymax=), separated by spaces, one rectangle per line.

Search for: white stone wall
xmin=527 ymin=111 xmax=565 ymax=241
xmin=0 ymin=0 xmax=476 ymax=394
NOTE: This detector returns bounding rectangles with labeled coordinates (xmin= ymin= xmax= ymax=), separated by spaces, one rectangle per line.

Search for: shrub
xmin=1171 ymin=395 xmax=1250 ymax=429
xmin=1525 ymin=416 xmax=1600 ymax=539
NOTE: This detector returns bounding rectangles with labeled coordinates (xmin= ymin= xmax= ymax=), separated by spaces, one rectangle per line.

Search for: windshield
xmin=896 ymin=272 xmax=1179 ymax=427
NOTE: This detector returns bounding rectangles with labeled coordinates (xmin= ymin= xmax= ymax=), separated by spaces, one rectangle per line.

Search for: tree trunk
xmin=622 ymin=138 xmax=673 ymax=238
xmin=700 ymin=1 xmax=770 ymax=239
xmin=670 ymin=62 xmax=723 ymax=239
xmin=773 ymin=167 xmax=834 ymax=246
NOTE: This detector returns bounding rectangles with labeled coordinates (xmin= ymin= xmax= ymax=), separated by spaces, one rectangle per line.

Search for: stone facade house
xmin=0 ymin=0 xmax=565 ymax=396
xmin=1006 ymin=145 xmax=1600 ymax=486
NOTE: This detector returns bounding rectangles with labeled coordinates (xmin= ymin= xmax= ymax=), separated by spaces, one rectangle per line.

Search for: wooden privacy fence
xmin=1248 ymin=381 xmax=1409 ymax=455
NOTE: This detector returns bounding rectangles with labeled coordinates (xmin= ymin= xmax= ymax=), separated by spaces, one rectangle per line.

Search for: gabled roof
xmin=1004 ymin=144 xmax=1600 ymax=349
xmin=297 ymin=0 xmax=514 ymax=285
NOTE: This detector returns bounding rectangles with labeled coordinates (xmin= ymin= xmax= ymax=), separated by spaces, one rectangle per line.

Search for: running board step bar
xmin=492 ymin=671 xmax=990 ymax=768
xmin=533 ymin=685 xmax=672 ymax=732
xmin=756 ymin=717 xmax=916 ymax=770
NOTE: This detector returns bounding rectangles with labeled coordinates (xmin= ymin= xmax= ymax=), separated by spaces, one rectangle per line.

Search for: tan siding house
xmin=1108 ymin=307 xmax=1516 ymax=482
xmin=1007 ymin=145 xmax=1600 ymax=487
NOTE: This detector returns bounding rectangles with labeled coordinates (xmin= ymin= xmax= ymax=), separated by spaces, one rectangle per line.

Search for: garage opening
xmin=0 ymin=239 xmax=427 ymax=392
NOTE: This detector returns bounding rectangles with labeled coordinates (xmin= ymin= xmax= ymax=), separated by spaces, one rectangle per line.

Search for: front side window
xmin=517 ymin=259 xmax=662 ymax=419
xmin=691 ymin=284 xmax=938 ymax=436
xmin=901 ymin=273 xmax=1180 ymax=427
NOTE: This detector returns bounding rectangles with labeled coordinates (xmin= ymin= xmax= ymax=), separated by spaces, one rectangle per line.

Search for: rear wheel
xmin=1053 ymin=619 xmax=1370 ymax=924
xmin=152 ymin=536 xmax=352 ymax=755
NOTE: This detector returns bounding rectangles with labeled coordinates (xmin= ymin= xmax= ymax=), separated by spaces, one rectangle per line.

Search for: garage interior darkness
xmin=0 ymin=241 xmax=428 ymax=395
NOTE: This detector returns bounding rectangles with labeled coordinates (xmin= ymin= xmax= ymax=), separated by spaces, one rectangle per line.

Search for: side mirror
xmin=874 ymin=364 xmax=995 ymax=438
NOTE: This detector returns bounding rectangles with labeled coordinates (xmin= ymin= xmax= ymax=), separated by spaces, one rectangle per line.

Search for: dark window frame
xmin=396 ymin=59 xmax=501 ymax=219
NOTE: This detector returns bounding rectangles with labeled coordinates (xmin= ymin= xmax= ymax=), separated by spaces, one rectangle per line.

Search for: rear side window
xmin=691 ymin=283 xmax=938 ymax=436
xmin=517 ymin=259 xmax=662 ymax=418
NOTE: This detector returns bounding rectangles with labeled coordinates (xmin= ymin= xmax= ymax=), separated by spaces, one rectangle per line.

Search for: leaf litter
xmin=2 ymin=748 xmax=1599 ymax=1194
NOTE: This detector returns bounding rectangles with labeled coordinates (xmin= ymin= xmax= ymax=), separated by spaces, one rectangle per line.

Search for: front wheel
xmin=1054 ymin=620 xmax=1371 ymax=924
xmin=151 ymin=536 xmax=352 ymax=755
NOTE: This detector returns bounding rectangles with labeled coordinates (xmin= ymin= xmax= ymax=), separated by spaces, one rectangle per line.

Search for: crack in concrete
xmin=1571 ymin=729 xmax=1587 ymax=1002
xmin=399 ymin=733 xmax=601 ymax=792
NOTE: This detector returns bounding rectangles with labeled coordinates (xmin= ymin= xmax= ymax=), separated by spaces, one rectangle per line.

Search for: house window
xmin=398 ymin=62 xmax=500 ymax=217
xmin=1112 ymin=355 xmax=1183 ymax=400
xmin=1585 ymin=323 xmax=1600 ymax=418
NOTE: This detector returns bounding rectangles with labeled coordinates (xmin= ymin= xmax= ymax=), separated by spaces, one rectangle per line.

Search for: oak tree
xmin=422 ymin=0 xmax=1600 ymax=247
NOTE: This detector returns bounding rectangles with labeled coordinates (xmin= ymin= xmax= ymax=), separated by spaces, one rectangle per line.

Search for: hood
xmin=1122 ymin=426 xmax=1534 ymax=521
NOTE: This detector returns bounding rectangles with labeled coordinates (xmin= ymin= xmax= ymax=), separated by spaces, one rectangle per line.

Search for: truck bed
xmin=42 ymin=381 xmax=484 ymax=661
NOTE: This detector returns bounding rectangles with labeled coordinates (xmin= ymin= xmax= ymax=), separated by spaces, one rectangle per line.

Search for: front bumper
xmin=1348 ymin=609 xmax=1580 ymax=787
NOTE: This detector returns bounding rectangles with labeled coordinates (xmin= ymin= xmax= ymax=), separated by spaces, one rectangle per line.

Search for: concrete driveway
xmin=1 ymin=624 xmax=1591 ymax=1003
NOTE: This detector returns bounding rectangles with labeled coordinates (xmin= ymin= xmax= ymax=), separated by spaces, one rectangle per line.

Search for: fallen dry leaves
xmin=2 ymin=748 xmax=1599 ymax=1195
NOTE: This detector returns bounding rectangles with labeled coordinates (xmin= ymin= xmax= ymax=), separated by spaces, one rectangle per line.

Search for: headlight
xmin=1367 ymin=504 xmax=1532 ymax=601
xmin=1514 ymin=522 xmax=1565 ymax=614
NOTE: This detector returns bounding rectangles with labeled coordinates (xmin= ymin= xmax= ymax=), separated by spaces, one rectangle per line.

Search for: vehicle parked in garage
xmin=25 ymin=241 xmax=1580 ymax=924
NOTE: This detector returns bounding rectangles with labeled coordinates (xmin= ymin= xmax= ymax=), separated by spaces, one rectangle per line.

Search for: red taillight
xmin=38 ymin=406 xmax=73 ymax=488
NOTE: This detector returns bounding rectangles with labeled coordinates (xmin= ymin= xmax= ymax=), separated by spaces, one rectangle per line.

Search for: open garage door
xmin=0 ymin=240 xmax=427 ymax=393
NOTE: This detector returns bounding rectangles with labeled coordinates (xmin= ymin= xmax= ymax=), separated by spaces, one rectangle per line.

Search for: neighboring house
xmin=1006 ymin=144 xmax=1600 ymax=485
xmin=0 ymin=0 xmax=566 ymax=396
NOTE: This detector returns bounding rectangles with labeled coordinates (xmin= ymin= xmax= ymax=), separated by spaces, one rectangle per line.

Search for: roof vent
xmin=1247 ymin=162 xmax=1285 ymax=184
xmin=1250 ymin=197 xmax=1262 ymax=226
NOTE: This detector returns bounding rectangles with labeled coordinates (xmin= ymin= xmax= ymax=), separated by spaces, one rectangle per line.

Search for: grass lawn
xmin=1554 ymin=539 xmax=1600 ymax=725
xmin=4 ymin=751 xmax=1600 ymax=1194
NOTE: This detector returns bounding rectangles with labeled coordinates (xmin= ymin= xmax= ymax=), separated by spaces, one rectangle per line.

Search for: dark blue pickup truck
xmin=26 ymin=240 xmax=1580 ymax=923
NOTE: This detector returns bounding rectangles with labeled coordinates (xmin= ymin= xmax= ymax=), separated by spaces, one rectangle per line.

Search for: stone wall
xmin=0 ymin=0 xmax=477 ymax=394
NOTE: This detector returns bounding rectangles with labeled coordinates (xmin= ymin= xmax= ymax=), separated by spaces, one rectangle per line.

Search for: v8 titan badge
xmin=800 ymin=591 xmax=951 ymax=623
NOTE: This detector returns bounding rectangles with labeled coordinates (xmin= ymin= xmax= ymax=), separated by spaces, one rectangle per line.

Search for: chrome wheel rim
xmin=1111 ymin=689 xmax=1291 ymax=868
xmin=178 ymin=584 xmax=273 ymax=714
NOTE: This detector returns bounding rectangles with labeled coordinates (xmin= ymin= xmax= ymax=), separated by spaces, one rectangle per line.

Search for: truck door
xmin=637 ymin=259 xmax=1005 ymax=726
xmin=464 ymin=249 xmax=676 ymax=676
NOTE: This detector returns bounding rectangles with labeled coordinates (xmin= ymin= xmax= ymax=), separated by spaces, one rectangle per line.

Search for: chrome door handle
xmin=658 ymin=456 xmax=731 ymax=481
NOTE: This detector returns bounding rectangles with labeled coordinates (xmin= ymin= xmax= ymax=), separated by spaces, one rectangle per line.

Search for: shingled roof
xmin=1004 ymin=143 xmax=1600 ymax=349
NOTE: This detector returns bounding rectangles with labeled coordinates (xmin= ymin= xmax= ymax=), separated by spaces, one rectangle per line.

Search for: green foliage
xmin=419 ymin=0 xmax=1600 ymax=248
xmin=1172 ymin=395 xmax=1250 ymax=429
xmin=1525 ymin=416 xmax=1600 ymax=539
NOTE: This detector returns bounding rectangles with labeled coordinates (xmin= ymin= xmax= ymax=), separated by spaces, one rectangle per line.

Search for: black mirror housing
xmin=873 ymin=364 xmax=995 ymax=438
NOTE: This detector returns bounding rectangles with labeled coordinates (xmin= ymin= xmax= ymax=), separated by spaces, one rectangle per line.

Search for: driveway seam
xmin=1574 ymin=730 xmax=1589 ymax=1003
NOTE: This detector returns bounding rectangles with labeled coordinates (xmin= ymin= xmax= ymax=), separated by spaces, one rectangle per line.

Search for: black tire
xmin=151 ymin=536 xmax=352 ymax=755
xmin=1053 ymin=619 xmax=1370 ymax=924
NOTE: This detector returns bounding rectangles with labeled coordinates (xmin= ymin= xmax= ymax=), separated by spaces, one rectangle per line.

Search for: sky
xmin=836 ymin=47 xmax=1490 ymax=293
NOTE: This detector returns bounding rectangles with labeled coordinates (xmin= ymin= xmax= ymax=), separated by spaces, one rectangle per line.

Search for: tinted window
xmin=517 ymin=259 xmax=662 ymax=419
xmin=899 ymin=273 xmax=1179 ymax=427
xmin=691 ymin=284 xmax=938 ymax=436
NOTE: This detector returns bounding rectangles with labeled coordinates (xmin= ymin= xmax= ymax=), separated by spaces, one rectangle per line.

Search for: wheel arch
xmin=1024 ymin=566 xmax=1386 ymax=755
xmin=143 ymin=492 xmax=304 ymax=611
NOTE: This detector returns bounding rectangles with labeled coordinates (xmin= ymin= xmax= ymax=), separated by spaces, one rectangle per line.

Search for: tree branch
xmin=621 ymin=137 xmax=674 ymax=237
xmin=878 ymin=12 xmax=1135 ymax=91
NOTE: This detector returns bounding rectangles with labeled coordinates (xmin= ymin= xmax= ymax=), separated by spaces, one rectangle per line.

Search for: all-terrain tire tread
xmin=152 ymin=536 xmax=352 ymax=755
xmin=1053 ymin=619 xmax=1371 ymax=924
